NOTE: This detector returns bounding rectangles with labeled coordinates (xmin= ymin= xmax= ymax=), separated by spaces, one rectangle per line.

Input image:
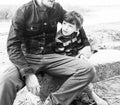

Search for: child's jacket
xmin=55 ymin=27 xmax=90 ymax=56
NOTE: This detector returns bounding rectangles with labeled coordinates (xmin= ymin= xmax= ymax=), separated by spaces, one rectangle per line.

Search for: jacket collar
xmin=33 ymin=0 xmax=38 ymax=8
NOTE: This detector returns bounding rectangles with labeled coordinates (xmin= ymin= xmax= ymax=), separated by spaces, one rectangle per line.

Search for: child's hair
xmin=63 ymin=11 xmax=83 ymax=29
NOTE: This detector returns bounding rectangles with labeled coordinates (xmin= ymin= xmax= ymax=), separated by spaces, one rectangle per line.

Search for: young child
xmin=55 ymin=11 xmax=92 ymax=60
xmin=55 ymin=11 xmax=108 ymax=105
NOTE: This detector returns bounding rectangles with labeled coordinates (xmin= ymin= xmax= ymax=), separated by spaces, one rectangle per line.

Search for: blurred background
xmin=0 ymin=0 xmax=120 ymax=32
xmin=0 ymin=0 xmax=120 ymax=46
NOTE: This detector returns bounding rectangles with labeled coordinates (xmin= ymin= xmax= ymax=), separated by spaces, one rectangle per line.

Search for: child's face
xmin=61 ymin=21 xmax=78 ymax=36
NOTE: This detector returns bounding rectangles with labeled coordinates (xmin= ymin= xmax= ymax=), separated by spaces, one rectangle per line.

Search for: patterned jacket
xmin=55 ymin=28 xmax=90 ymax=56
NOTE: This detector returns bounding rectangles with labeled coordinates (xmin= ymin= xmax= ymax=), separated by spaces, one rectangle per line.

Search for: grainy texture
xmin=0 ymin=22 xmax=120 ymax=105
xmin=93 ymin=62 xmax=120 ymax=82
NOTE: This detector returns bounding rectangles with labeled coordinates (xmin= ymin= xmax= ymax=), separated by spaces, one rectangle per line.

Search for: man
xmin=0 ymin=0 xmax=95 ymax=105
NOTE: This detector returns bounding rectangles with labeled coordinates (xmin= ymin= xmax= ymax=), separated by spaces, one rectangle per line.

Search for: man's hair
xmin=63 ymin=11 xmax=83 ymax=29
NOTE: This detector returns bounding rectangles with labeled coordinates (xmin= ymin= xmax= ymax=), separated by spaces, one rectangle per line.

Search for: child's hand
xmin=76 ymin=54 xmax=88 ymax=61
xmin=80 ymin=55 xmax=88 ymax=61
xmin=78 ymin=46 xmax=92 ymax=59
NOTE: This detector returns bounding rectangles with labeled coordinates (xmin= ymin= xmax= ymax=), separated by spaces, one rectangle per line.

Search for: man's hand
xmin=25 ymin=74 xmax=40 ymax=96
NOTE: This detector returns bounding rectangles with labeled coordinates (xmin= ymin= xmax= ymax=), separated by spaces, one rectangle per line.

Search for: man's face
xmin=42 ymin=0 xmax=55 ymax=8
xmin=61 ymin=21 xmax=78 ymax=36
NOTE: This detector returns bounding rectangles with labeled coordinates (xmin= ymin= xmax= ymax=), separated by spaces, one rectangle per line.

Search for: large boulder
xmin=93 ymin=75 xmax=120 ymax=105
xmin=89 ymin=49 xmax=120 ymax=82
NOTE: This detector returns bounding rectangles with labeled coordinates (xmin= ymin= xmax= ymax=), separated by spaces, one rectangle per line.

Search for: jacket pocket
xmin=26 ymin=24 xmax=40 ymax=32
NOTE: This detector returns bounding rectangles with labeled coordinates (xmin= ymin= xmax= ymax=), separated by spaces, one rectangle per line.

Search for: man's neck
xmin=40 ymin=3 xmax=48 ymax=11
xmin=35 ymin=0 xmax=47 ymax=11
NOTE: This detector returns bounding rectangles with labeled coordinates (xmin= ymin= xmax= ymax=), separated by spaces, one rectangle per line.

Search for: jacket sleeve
xmin=7 ymin=7 xmax=35 ymax=78
xmin=80 ymin=27 xmax=90 ymax=47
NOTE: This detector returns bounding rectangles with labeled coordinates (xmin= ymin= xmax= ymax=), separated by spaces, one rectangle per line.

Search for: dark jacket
xmin=55 ymin=28 xmax=90 ymax=56
xmin=7 ymin=0 xmax=66 ymax=78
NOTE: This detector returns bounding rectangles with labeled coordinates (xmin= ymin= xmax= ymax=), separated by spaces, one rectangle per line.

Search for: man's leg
xmin=41 ymin=54 xmax=96 ymax=105
xmin=0 ymin=65 xmax=24 ymax=105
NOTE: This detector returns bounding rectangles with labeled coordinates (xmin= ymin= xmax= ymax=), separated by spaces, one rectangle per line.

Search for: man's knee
xmin=86 ymin=63 xmax=96 ymax=81
xmin=77 ymin=62 xmax=96 ymax=81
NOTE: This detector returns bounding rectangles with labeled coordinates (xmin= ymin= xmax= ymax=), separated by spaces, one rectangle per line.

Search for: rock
xmin=93 ymin=75 xmax=120 ymax=105
xmin=37 ymin=74 xmax=65 ymax=102
xmin=89 ymin=49 xmax=120 ymax=82
xmin=13 ymin=87 xmax=42 ymax=105
xmin=93 ymin=61 xmax=120 ymax=82
xmin=89 ymin=49 xmax=120 ymax=65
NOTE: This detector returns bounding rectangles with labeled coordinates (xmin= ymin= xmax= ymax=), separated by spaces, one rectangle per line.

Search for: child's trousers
xmin=0 ymin=54 xmax=95 ymax=105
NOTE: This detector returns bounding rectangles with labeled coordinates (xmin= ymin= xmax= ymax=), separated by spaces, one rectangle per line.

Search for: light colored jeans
xmin=0 ymin=54 xmax=95 ymax=105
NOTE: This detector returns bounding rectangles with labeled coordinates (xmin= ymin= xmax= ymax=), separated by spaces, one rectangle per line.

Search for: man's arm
xmin=56 ymin=2 xmax=66 ymax=23
xmin=7 ymin=7 xmax=35 ymax=78
xmin=76 ymin=27 xmax=92 ymax=59
xmin=7 ymin=7 xmax=40 ymax=95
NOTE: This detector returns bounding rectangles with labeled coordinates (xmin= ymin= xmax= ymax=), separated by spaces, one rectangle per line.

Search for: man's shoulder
xmin=54 ymin=2 xmax=61 ymax=7
xmin=54 ymin=2 xmax=64 ymax=10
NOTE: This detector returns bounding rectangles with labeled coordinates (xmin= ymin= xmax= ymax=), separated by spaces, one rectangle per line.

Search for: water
xmin=83 ymin=5 xmax=120 ymax=25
